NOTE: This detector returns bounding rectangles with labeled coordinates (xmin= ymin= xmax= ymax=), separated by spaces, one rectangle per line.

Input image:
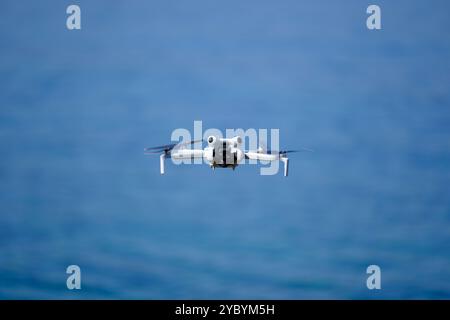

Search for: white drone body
xmin=145 ymin=135 xmax=298 ymax=177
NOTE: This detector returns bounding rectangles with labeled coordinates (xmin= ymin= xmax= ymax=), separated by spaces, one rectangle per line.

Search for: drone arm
xmin=244 ymin=152 xmax=289 ymax=177
xmin=170 ymin=149 xmax=204 ymax=160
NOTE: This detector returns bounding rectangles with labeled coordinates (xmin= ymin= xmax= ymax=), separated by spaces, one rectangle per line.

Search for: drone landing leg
xmin=281 ymin=157 xmax=289 ymax=177
xmin=160 ymin=153 xmax=165 ymax=175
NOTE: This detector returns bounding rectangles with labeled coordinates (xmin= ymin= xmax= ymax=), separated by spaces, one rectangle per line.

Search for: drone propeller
xmin=254 ymin=139 xmax=313 ymax=155
xmin=144 ymin=143 xmax=176 ymax=152
xmin=144 ymin=139 xmax=203 ymax=154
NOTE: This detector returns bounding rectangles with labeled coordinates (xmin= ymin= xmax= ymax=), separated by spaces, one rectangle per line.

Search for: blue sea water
xmin=0 ymin=0 xmax=450 ymax=299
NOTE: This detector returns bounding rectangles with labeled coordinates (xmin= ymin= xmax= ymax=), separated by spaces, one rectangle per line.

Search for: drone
xmin=144 ymin=135 xmax=307 ymax=177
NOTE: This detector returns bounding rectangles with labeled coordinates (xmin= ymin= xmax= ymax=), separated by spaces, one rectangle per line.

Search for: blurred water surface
xmin=0 ymin=0 xmax=450 ymax=298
